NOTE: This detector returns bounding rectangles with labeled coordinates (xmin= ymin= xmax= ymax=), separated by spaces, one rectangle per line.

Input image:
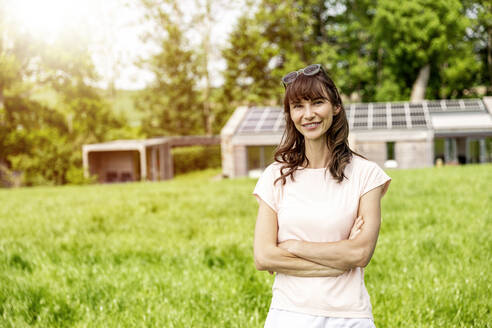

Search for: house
xmin=221 ymin=97 xmax=492 ymax=178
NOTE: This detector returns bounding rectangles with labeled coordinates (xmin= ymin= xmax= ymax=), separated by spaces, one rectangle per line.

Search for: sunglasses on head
xmin=281 ymin=64 xmax=327 ymax=87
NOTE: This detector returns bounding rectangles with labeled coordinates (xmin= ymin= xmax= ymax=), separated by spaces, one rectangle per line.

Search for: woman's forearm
xmin=255 ymin=244 xmax=345 ymax=277
xmin=285 ymin=239 xmax=364 ymax=271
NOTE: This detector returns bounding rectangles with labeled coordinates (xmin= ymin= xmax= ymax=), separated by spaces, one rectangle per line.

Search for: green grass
xmin=0 ymin=165 xmax=491 ymax=327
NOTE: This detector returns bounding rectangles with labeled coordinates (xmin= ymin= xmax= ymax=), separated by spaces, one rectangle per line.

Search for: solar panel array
xmin=237 ymin=106 xmax=285 ymax=134
xmin=236 ymin=99 xmax=486 ymax=134
xmin=346 ymin=102 xmax=430 ymax=130
xmin=425 ymin=98 xmax=485 ymax=113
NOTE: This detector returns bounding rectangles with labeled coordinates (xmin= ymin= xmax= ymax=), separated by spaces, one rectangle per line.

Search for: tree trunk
xmin=202 ymin=0 xmax=213 ymax=136
xmin=0 ymin=87 xmax=4 ymax=110
xmin=487 ymin=27 xmax=492 ymax=90
xmin=410 ymin=64 xmax=430 ymax=102
xmin=377 ymin=47 xmax=383 ymax=87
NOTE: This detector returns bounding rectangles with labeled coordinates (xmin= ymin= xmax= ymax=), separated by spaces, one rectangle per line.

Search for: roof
xmin=83 ymin=136 xmax=220 ymax=152
xmin=232 ymin=98 xmax=492 ymax=135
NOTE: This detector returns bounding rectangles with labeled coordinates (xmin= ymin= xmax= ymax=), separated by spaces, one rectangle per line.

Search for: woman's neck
xmin=303 ymin=138 xmax=331 ymax=168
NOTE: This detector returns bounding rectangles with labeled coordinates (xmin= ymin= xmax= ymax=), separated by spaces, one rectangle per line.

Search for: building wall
xmin=233 ymin=145 xmax=248 ymax=177
xmin=221 ymin=106 xmax=249 ymax=178
xmin=354 ymin=140 xmax=434 ymax=169
xmin=221 ymin=135 xmax=235 ymax=178
xmin=395 ymin=140 xmax=434 ymax=168
xmin=354 ymin=142 xmax=387 ymax=167
xmin=352 ymin=129 xmax=434 ymax=169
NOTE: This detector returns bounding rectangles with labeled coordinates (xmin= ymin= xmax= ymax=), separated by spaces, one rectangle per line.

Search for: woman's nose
xmin=304 ymin=104 xmax=315 ymax=118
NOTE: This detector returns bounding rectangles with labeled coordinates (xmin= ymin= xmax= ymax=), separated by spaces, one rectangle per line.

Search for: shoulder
xmin=351 ymin=154 xmax=376 ymax=167
xmin=350 ymin=154 xmax=380 ymax=176
xmin=260 ymin=161 xmax=289 ymax=187
xmin=264 ymin=161 xmax=283 ymax=175
xmin=257 ymin=162 xmax=281 ymax=182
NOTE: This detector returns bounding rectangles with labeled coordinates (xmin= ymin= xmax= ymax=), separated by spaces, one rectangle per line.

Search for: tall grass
xmin=0 ymin=165 xmax=491 ymax=327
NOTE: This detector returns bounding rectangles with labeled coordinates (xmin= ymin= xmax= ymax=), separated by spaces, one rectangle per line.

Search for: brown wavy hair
xmin=274 ymin=67 xmax=366 ymax=186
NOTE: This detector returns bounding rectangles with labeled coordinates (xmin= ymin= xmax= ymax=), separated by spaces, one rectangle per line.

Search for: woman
xmin=253 ymin=64 xmax=391 ymax=327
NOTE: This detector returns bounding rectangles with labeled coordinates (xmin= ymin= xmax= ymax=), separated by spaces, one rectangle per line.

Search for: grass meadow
xmin=0 ymin=164 xmax=491 ymax=327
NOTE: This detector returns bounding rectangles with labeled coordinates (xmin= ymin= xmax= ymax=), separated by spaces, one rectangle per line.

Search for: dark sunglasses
xmin=281 ymin=64 xmax=327 ymax=87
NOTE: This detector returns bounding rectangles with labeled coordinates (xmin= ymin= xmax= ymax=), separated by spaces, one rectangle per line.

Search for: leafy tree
xmin=0 ymin=17 xmax=123 ymax=185
xmin=372 ymin=0 xmax=481 ymax=100
xmin=220 ymin=0 xmax=486 ymax=112
xmin=463 ymin=0 xmax=492 ymax=91
xmin=136 ymin=0 xmax=208 ymax=137
xmin=221 ymin=0 xmax=325 ymax=109
xmin=220 ymin=0 xmax=377 ymax=110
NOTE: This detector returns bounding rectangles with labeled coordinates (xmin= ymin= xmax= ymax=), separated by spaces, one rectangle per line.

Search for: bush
xmin=172 ymin=145 xmax=221 ymax=175
xmin=65 ymin=166 xmax=97 ymax=185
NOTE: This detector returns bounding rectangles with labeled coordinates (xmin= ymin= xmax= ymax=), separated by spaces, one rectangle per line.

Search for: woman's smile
xmin=302 ymin=122 xmax=322 ymax=130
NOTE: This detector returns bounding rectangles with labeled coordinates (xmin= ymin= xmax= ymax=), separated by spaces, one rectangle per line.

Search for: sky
xmin=6 ymin=0 xmax=244 ymax=90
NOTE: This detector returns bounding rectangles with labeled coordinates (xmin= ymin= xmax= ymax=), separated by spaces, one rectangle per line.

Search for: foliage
xmin=220 ymin=0 xmax=489 ymax=115
xmin=137 ymin=0 xmax=239 ymax=137
xmin=0 ymin=19 xmax=126 ymax=186
xmin=0 ymin=165 xmax=491 ymax=326
xmin=372 ymin=0 xmax=481 ymax=99
xmin=462 ymin=0 xmax=492 ymax=88
xmin=1 ymin=0 xmax=491 ymax=186
xmin=136 ymin=1 xmax=204 ymax=137
xmin=172 ymin=145 xmax=221 ymax=175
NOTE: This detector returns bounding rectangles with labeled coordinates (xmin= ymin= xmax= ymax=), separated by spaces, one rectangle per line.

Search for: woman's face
xmin=289 ymin=96 xmax=339 ymax=142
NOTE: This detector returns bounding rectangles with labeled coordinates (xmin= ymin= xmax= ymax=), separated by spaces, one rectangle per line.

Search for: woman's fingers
xmin=349 ymin=216 xmax=364 ymax=240
xmin=351 ymin=228 xmax=361 ymax=239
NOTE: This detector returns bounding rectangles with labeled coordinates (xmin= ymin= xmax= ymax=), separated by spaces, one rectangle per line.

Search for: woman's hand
xmin=278 ymin=239 xmax=299 ymax=253
xmin=349 ymin=216 xmax=364 ymax=240
xmin=278 ymin=216 xmax=363 ymax=254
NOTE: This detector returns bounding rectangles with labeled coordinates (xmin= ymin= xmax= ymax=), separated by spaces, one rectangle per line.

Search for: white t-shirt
xmin=253 ymin=155 xmax=391 ymax=319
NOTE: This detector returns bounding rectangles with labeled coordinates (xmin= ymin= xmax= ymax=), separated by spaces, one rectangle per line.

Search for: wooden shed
xmin=83 ymin=136 xmax=220 ymax=183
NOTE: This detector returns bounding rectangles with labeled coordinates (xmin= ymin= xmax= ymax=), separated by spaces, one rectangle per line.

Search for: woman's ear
xmin=334 ymin=105 xmax=341 ymax=115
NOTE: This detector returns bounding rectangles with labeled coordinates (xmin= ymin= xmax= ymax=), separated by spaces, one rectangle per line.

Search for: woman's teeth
xmin=303 ymin=122 xmax=320 ymax=128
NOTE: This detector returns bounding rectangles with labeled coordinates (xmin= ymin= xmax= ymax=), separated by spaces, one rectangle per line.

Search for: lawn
xmin=0 ymin=165 xmax=491 ymax=327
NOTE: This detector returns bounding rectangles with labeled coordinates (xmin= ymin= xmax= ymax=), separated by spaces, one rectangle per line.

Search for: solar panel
xmin=372 ymin=104 xmax=386 ymax=110
xmin=425 ymin=98 xmax=485 ymax=113
xmin=236 ymin=99 xmax=485 ymax=134
xmin=354 ymin=112 xmax=368 ymax=118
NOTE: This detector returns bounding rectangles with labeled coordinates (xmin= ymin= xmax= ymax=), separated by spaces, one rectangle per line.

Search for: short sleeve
xmin=252 ymin=164 xmax=279 ymax=213
xmin=360 ymin=162 xmax=392 ymax=198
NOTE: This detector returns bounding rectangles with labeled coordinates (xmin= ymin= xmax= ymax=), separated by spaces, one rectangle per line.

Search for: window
xmin=247 ymin=146 xmax=277 ymax=170
xmin=386 ymin=141 xmax=395 ymax=160
xmin=434 ymin=138 xmax=445 ymax=162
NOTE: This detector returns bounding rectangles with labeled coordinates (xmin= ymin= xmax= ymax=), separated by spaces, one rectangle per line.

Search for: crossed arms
xmin=253 ymin=184 xmax=385 ymax=277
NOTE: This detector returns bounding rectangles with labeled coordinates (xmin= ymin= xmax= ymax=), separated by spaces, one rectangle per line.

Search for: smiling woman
xmin=253 ymin=64 xmax=392 ymax=328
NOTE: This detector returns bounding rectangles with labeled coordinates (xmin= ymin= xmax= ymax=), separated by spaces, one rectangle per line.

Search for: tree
xmin=221 ymin=0 xmax=325 ymax=109
xmin=136 ymin=0 xmax=203 ymax=136
xmin=0 ymin=13 xmax=124 ymax=185
xmin=371 ymin=0 xmax=481 ymax=100
xmin=219 ymin=0 xmax=376 ymax=112
xmin=463 ymin=0 xmax=492 ymax=92
xmin=220 ymin=0 xmax=485 ymax=110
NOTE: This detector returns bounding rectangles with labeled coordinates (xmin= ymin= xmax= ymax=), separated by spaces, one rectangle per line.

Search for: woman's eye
xmin=293 ymin=104 xmax=302 ymax=109
xmin=314 ymin=100 xmax=324 ymax=105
